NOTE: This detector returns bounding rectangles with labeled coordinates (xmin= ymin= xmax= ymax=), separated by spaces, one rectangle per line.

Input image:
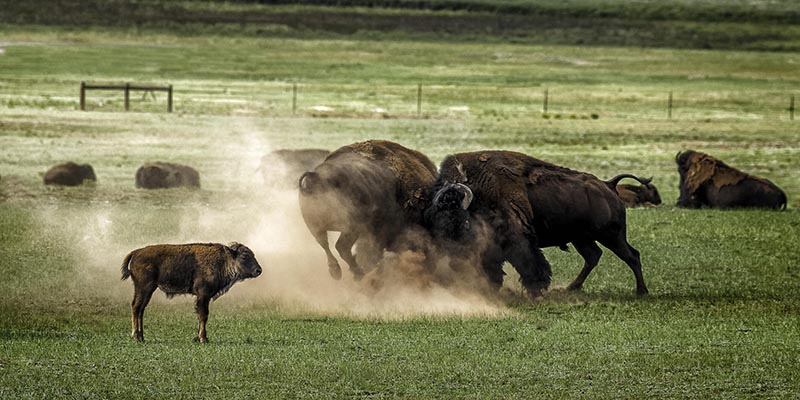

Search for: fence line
xmin=80 ymin=82 xmax=173 ymax=112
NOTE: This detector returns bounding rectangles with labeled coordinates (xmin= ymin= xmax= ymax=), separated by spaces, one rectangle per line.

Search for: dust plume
xmin=33 ymin=131 xmax=510 ymax=319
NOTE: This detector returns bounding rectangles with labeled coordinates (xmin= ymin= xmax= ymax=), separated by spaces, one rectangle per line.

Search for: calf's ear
xmin=227 ymin=242 xmax=243 ymax=253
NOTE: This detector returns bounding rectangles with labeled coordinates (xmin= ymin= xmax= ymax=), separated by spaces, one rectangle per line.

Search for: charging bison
xmin=425 ymin=151 xmax=649 ymax=297
xmin=616 ymin=179 xmax=662 ymax=208
xmin=298 ymin=140 xmax=437 ymax=280
xmin=121 ymin=242 xmax=262 ymax=343
xmin=43 ymin=162 xmax=96 ymax=186
xmin=676 ymin=150 xmax=786 ymax=209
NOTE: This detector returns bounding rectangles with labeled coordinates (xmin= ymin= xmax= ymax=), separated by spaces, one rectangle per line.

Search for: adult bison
xmin=425 ymin=151 xmax=649 ymax=296
xmin=135 ymin=162 xmax=200 ymax=189
xmin=616 ymin=179 xmax=662 ymax=208
xmin=260 ymin=148 xmax=330 ymax=188
xmin=676 ymin=150 xmax=786 ymax=209
xmin=43 ymin=162 xmax=96 ymax=186
xmin=298 ymin=140 xmax=437 ymax=280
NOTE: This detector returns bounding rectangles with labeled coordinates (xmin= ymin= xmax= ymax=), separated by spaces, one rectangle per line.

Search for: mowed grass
xmin=1 ymin=21 xmax=800 ymax=399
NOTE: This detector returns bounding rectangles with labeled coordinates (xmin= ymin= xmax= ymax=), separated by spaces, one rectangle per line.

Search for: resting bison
xmin=43 ymin=162 xmax=96 ymax=186
xmin=425 ymin=151 xmax=649 ymax=296
xmin=260 ymin=149 xmax=330 ymax=188
xmin=616 ymin=179 xmax=662 ymax=208
xmin=676 ymin=150 xmax=786 ymax=209
xmin=299 ymin=140 xmax=437 ymax=280
xmin=121 ymin=242 xmax=262 ymax=343
xmin=135 ymin=162 xmax=200 ymax=189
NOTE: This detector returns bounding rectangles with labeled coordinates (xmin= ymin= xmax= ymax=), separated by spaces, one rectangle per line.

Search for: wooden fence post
xmin=417 ymin=84 xmax=422 ymax=117
xmin=167 ymin=85 xmax=173 ymax=113
xmin=668 ymin=91 xmax=673 ymax=119
xmin=80 ymin=81 xmax=86 ymax=111
xmin=124 ymin=83 xmax=130 ymax=111
xmin=543 ymin=88 xmax=549 ymax=114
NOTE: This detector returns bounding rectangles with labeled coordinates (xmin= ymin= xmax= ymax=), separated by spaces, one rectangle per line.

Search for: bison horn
xmin=456 ymin=183 xmax=473 ymax=209
xmin=431 ymin=183 xmax=449 ymax=207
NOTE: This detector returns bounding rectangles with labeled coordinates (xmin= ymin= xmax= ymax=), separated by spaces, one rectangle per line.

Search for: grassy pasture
xmin=2 ymin=9 xmax=800 ymax=400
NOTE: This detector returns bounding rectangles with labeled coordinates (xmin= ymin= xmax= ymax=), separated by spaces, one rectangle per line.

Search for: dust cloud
xmin=34 ymin=131 xmax=510 ymax=320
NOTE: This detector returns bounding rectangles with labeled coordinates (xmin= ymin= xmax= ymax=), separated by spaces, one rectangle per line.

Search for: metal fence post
xmin=790 ymin=95 xmax=795 ymax=121
xmin=167 ymin=85 xmax=173 ymax=113
xmin=668 ymin=91 xmax=673 ymax=119
xmin=292 ymin=83 xmax=297 ymax=115
xmin=124 ymin=83 xmax=130 ymax=111
xmin=543 ymin=88 xmax=549 ymax=114
xmin=417 ymin=84 xmax=422 ymax=117
xmin=80 ymin=81 xmax=86 ymax=111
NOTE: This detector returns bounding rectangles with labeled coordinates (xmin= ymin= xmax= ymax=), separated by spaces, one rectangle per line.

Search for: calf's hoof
xmin=132 ymin=332 xmax=144 ymax=342
xmin=193 ymin=336 xmax=209 ymax=344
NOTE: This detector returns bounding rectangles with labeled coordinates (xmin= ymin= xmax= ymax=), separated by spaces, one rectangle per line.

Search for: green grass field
xmin=2 ymin=1 xmax=800 ymax=398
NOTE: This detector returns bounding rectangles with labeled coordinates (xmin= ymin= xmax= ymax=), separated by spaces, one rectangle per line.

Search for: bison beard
xmin=676 ymin=150 xmax=787 ymax=209
xmin=425 ymin=151 xmax=649 ymax=297
xmin=298 ymin=140 xmax=437 ymax=281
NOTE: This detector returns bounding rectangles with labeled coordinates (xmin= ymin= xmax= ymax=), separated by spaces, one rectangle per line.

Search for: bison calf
xmin=616 ymin=180 xmax=662 ymax=208
xmin=121 ymin=242 xmax=262 ymax=343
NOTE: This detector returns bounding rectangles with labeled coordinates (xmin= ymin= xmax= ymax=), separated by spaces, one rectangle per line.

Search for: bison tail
xmin=121 ymin=252 xmax=134 ymax=281
xmin=298 ymin=171 xmax=321 ymax=195
xmin=605 ymin=174 xmax=652 ymax=189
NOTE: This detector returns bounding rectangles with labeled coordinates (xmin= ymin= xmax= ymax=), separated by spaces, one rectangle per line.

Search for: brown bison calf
xmin=121 ymin=242 xmax=262 ymax=343
xmin=44 ymin=162 xmax=96 ymax=186
xmin=616 ymin=180 xmax=662 ymax=208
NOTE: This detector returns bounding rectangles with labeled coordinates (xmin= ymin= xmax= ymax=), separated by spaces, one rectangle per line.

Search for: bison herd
xmin=75 ymin=140 xmax=785 ymax=342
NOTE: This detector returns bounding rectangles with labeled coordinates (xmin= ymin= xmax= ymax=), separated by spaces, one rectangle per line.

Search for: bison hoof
xmin=351 ymin=268 xmax=365 ymax=281
xmin=636 ymin=287 xmax=649 ymax=296
xmin=194 ymin=336 xmax=209 ymax=344
xmin=566 ymin=282 xmax=583 ymax=291
xmin=328 ymin=266 xmax=342 ymax=280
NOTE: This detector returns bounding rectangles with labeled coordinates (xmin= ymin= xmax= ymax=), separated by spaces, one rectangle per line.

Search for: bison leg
xmin=311 ymin=229 xmax=343 ymax=280
xmin=131 ymin=281 xmax=157 ymax=342
xmin=335 ymin=231 xmax=365 ymax=280
xmin=195 ymin=295 xmax=211 ymax=344
xmin=598 ymin=236 xmax=648 ymax=295
xmin=506 ymin=240 xmax=552 ymax=297
xmin=567 ymin=241 xmax=603 ymax=291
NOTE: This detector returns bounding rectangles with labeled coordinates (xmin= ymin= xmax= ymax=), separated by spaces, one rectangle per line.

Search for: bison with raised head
xmin=121 ymin=242 xmax=262 ymax=343
xmin=43 ymin=162 xmax=96 ymax=186
xmin=260 ymin=149 xmax=330 ymax=189
xmin=298 ymin=140 xmax=437 ymax=280
xmin=425 ymin=151 xmax=649 ymax=297
xmin=676 ymin=150 xmax=786 ymax=209
xmin=616 ymin=179 xmax=662 ymax=208
xmin=135 ymin=162 xmax=200 ymax=189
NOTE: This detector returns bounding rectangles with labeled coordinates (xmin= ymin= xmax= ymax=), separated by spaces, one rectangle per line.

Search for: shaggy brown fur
xmin=121 ymin=242 xmax=262 ymax=343
xmin=135 ymin=162 xmax=200 ymax=189
xmin=43 ymin=162 xmax=96 ymax=186
xmin=676 ymin=150 xmax=786 ymax=209
xmin=426 ymin=150 xmax=648 ymax=297
xmin=298 ymin=140 xmax=437 ymax=280
xmin=260 ymin=149 xmax=330 ymax=188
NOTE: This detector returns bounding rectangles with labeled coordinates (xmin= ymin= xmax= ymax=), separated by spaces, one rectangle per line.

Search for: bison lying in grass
xmin=135 ymin=162 xmax=200 ymax=189
xmin=616 ymin=179 xmax=662 ymax=208
xmin=676 ymin=150 xmax=786 ymax=209
xmin=425 ymin=151 xmax=649 ymax=297
xmin=260 ymin=148 xmax=330 ymax=189
xmin=43 ymin=162 xmax=96 ymax=186
xmin=121 ymin=242 xmax=262 ymax=343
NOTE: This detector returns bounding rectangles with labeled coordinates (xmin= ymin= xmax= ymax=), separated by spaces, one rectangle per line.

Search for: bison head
xmin=228 ymin=242 xmax=262 ymax=278
xmin=641 ymin=183 xmax=662 ymax=205
xmin=424 ymin=182 xmax=473 ymax=242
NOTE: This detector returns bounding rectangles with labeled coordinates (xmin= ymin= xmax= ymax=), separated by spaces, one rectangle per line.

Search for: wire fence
xmin=68 ymin=81 xmax=800 ymax=120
